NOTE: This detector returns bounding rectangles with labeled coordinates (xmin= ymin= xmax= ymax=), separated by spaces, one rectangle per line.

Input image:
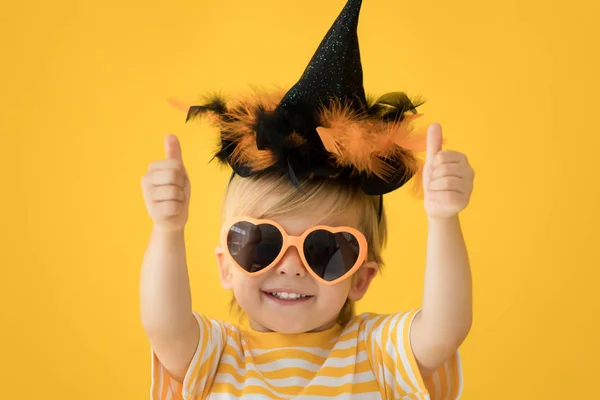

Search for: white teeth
xmin=270 ymin=292 xmax=308 ymax=300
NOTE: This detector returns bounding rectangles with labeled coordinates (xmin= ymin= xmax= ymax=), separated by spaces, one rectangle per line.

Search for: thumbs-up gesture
xmin=142 ymin=135 xmax=191 ymax=231
xmin=423 ymin=124 xmax=474 ymax=219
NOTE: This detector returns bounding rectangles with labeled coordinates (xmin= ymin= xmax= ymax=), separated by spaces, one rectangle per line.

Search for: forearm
xmin=420 ymin=215 xmax=472 ymax=346
xmin=140 ymin=227 xmax=195 ymax=336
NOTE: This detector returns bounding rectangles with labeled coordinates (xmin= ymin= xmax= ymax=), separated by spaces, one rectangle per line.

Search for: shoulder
xmin=191 ymin=311 xmax=243 ymax=344
xmin=346 ymin=311 xmax=463 ymax=399
xmin=338 ymin=310 xmax=421 ymax=347
xmin=348 ymin=310 xmax=421 ymax=332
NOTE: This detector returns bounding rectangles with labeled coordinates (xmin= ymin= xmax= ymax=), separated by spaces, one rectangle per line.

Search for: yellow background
xmin=2 ymin=0 xmax=599 ymax=398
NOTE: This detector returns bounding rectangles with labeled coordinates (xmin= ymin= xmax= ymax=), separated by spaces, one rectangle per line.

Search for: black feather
xmin=186 ymin=95 xmax=228 ymax=122
xmin=255 ymin=109 xmax=292 ymax=151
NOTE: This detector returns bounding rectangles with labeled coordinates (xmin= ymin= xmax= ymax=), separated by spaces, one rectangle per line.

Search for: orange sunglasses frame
xmin=220 ymin=216 xmax=369 ymax=285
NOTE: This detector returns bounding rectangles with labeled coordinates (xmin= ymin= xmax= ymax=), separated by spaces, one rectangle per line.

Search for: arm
xmin=140 ymin=227 xmax=199 ymax=383
xmin=411 ymin=216 xmax=472 ymax=376
xmin=410 ymin=123 xmax=474 ymax=376
xmin=140 ymin=134 xmax=198 ymax=383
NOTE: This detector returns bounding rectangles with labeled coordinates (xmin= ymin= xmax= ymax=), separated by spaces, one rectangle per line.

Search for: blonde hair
xmin=222 ymin=172 xmax=387 ymax=326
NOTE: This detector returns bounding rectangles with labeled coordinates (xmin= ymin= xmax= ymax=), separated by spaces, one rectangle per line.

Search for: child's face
xmin=216 ymin=211 xmax=378 ymax=333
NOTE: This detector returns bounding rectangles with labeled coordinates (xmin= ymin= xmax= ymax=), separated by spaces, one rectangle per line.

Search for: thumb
xmin=164 ymin=134 xmax=184 ymax=163
xmin=426 ymin=123 xmax=443 ymax=160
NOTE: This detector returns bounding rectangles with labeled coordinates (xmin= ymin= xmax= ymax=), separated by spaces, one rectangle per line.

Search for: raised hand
xmin=423 ymin=124 xmax=474 ymax=219
xmin=141 ymin=134 xmax=191 ymax=231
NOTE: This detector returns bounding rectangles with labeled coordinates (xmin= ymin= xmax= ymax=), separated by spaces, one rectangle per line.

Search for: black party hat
xmin=184 ymin=0 xmax=427 ymax=196
xmin=278 ymin=0 xmax=367 ymax=113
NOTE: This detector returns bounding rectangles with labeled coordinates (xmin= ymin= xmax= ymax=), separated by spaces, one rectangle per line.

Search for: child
xmin=140 ymin=1 xmax=474 ymax=399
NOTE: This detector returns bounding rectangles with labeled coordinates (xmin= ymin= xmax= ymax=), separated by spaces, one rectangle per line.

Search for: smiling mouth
xmin=262 ymin=290 xmax=314 ymax=301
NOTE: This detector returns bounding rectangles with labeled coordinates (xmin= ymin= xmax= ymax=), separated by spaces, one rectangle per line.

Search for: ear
xmin=348 ymin=261 xmax=378 ymax=301
xmin=215 ymin=245 xmax=234 ymax=290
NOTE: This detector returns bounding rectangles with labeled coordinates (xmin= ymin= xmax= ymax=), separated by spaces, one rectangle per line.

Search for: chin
xmin=236 ymin=291 xmax=345 ymax=333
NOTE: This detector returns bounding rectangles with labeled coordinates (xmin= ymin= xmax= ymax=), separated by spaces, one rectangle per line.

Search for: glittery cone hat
xmin=183 ymin=0 xmax=427 ymax=195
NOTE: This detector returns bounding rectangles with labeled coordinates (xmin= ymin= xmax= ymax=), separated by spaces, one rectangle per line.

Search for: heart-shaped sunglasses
xmin=221 ymin=217 xmax=368 ymax=285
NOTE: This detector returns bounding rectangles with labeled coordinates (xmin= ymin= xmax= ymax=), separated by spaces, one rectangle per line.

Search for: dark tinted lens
xmin=303 ymin=230 xmax=360 ymax=281
xmin=226 ymin=222 xmax=283 ymax=273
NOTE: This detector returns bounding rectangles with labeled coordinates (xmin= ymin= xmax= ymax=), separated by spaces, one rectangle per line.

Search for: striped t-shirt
xmin=151 ymin=309 xmax=462 ymax=399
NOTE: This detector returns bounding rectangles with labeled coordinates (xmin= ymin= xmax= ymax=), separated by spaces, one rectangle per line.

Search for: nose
xmin=274 ymin=247 xmax=307 ymax=277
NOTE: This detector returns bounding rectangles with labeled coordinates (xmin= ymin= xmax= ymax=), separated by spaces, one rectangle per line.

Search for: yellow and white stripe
xmin=151 ymin=310 xmax=462 ymax=399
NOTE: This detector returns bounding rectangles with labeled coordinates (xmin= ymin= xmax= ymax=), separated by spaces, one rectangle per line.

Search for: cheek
xmin=231 ymin=270 xmax=263 ymax=302
xmin=316 ymin=281 xmax=352 ymax=309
